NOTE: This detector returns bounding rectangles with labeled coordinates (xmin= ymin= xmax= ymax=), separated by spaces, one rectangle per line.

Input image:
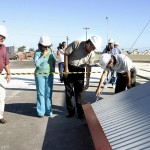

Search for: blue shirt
xmin=34 ymin=48 xmax=56 ymax=75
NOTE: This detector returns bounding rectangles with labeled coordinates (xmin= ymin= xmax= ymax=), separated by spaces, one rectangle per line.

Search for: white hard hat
xmin=108 ymin=38 xmax=114 ymax=44
xmin=90 ymin=35 xmax=102 ymax=50
xmin=114 ymin=41 xmax=119 ymax=45
xmin=99 ymin=53 xmax=111 ymax=69
xmin=0 ymin=25 xmax=7 ymax=38
xmin=39 ymin=35 xmax=51 ymax=46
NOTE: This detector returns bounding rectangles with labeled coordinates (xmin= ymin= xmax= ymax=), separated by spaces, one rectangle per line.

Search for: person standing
xmin=57 ymin=42 xmax=66 ymax=82
xmin=64 ymin=35 xmax=102 ymax=119
xmin=112 ymin=41 xmax=122 ymax=55
xmin=0 ymin=25 xmax=11 ymax=124
xmin=34 ymin=36 xmax=56 ymax=117
xmin=96 ymin=53 xmax=136 ymax=96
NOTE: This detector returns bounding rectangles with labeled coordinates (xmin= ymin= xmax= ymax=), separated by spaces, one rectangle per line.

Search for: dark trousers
xmin=64 ymin=64 xmax=85 ymax=116
xmin=115 ymin=68 xmax=137 ymax=94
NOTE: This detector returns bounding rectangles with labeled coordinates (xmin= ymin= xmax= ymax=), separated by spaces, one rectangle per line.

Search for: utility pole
xmin=106 ymin=17 xmax=108 ymax=42
xmin=83 ymin=27 xmax=90 ymax=41
xmin=66 ymin=36 xmax=69 ymax=45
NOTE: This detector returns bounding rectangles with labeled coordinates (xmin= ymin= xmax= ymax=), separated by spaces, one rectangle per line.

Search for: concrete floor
xmin=0 ymin=60 xmax=149 ymax=150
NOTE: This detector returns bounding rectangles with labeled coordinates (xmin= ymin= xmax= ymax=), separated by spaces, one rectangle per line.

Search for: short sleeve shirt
xmin=0 ymin=44 xmax=10 ymax=72
xmin=65 ymin=40 xmax=95 ymax=67
xmin=111 ymin=54 xmax=134 ymax=73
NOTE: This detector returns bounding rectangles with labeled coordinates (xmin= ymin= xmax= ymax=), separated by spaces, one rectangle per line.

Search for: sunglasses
xmin=42 ymin=45 xmax=50 ymax=49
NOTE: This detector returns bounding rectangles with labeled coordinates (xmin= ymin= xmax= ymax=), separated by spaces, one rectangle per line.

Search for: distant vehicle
xmin=8 ymin=54 xmax=19 ymax=60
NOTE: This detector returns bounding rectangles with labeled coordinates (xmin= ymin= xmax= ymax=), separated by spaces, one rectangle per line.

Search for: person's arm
xmin=95 ymin=70 xmax=108 ymax=96
xmin=57 ymin=50 xmax=60 ymax=56
xmin=64 ymin=53 xmax=69 ymax=78
xmin=4 ymin=64 xmax=11 ymax=83
xmin=126 ymin=71 xmax=132 ymax=89
xmin=84 ymin=65 xmax=91 ymax=90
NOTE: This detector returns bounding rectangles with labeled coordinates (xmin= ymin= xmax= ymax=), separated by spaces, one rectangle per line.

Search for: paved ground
xmin=0 ymin=60 xmax=149 ymax=150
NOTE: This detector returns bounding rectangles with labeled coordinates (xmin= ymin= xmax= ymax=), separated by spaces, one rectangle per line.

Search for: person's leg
xmin=0 ymin=75 xmax=6 ymax=124
xmin=73 ymin=67 xmax=85 ymax=119
xmin=131 ymin=68 xmax=137 ymax=87
xmin=45 ymin=74 xmax=53 ymax=116
xmin=35 ymin=75 xmax=46 ymax=117
xmin=60 ymin=62 xmax=64 ymax=82
xmin=103 ymin=71 xmax=110 ymax=88
xmin=64 ymin=74 xmax=75 ymax=117
xmin=0 ymin=86 xmax=6 ymax=123
xmin=58 ymin=63 xmax=61 ymax=81
xmin=74 ymin=79 xmax=84 ymax=119
xmin=115 ymin=73 xmax=127 ymax=94
xmin=110 ymin=70 xmax=117 ymax=88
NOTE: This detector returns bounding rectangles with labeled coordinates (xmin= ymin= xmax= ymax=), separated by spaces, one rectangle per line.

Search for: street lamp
xmin=83 ymin=27 xmax=90 ymax=41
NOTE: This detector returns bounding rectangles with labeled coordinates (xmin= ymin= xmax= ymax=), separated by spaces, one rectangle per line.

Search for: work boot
xmin=78 ymin=114 xmax=85 ymax=120
xmin=66 ymin=112 xmax=75 ymax=118
xmin=0 ymin=118 xmax=7 ymax=124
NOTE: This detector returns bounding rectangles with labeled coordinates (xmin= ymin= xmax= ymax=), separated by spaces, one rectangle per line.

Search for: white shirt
xmin=58 ymin=49 xmax=64 ymax=63
xmin=105 ymin=54 xmax=134 ymax=74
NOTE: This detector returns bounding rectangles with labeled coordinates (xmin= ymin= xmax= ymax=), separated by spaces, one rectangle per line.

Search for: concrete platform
xmin=0 ymin=62 xmax=149 ymax=150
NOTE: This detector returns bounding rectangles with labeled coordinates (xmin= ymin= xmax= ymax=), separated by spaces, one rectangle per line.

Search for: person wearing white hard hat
xmin=103 ymin=38 xmax=114 ymax=54
xmin=0 ymin=25 xmax=11 ymax=124
xmin=64 ymin=35 xmax=102 ymax=119
xmin=96 ymin=53 xmax=137 ymax=96
xmin=102 ymin=39 xmax=122 ymax=89
xmin=57 ymin=41 xmax=67 ymax=83
xmin=114 ymin=41 xmax=119 ymax=46
xmin=34 ymin=35 xmax=56 ymax=117
xmin=113 ymin=41 xmax=122 ymax=54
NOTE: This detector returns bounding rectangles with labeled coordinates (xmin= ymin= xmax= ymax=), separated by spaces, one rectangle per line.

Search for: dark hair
xmin=38 ymin=43 xmax=43 ymax=49
xmin=62 ymin=41 xmax=66 ymax=45
xmin=86 ymin=39 xmax=92 ymax=44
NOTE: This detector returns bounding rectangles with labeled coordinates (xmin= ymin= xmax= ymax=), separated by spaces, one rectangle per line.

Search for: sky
xmin=1 ymin=0 xmax=150 ymax=52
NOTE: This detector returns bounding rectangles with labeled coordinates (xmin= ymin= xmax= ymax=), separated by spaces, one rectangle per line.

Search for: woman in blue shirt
xmin=34 ymin=36 xmax=56 ymax=117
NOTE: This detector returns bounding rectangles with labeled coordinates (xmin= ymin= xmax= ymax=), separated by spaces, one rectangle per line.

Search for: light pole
xmin=83 ymin=27 xmax=90 ymax=41
xmin=106 ymin=17 xmax=108 ymax=42
xmin=66 ymin=36 xmax=69 ymax=46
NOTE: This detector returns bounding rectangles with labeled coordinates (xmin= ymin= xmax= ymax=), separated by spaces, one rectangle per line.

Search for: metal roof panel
xmin=91 ymin=81 xmax=150 ymax=150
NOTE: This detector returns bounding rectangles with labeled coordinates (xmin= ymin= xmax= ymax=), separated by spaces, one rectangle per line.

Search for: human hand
xmin=127 ymin=82 xmax=132 ymax=89
xmin=95 ymin=87 xmax=102 ymax=97
xmin=64 ymin=69 xmax=69 ymax=78
xmin=43 ymin=50 xmax=49 ymax=57
xmin=84 ymin=81 xmax=89 ymax=91
xmin=6 ymin=74 xmax=11 ymax=83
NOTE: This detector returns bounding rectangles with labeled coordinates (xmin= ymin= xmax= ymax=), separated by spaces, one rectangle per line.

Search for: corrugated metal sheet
xmin=92 ymin=81 xmax=150 ymax=150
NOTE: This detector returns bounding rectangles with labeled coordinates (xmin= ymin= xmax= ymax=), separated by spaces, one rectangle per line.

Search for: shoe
xmin=0 ymin=118 xmax=7 ymax=124
xmin=37 ymin=115 xmax=44 ymax=118
xmin=112 ymin=84 xmax=116 ymax=89
xmin=102 ymin=84 xmax=108 ymax=88
xmin=78 ymin=114 xmax=85 ymax=120
xmin=46 ymin=112 xmax=54 ymax=118
xmin=66 ymin=113 xmax=75 ymax=118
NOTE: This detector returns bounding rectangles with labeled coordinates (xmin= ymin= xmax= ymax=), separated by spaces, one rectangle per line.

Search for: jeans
xmin=35 ymin=74 xmax=53 ymax=116
xmin=58 ymin=62 xmax=64 ymax=81
xmin=104 ymin=70 xmax=116 ymax=85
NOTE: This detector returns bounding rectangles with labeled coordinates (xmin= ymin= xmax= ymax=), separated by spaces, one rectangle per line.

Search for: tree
xmin=18 ymin=46 xmax=26 ymax=52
